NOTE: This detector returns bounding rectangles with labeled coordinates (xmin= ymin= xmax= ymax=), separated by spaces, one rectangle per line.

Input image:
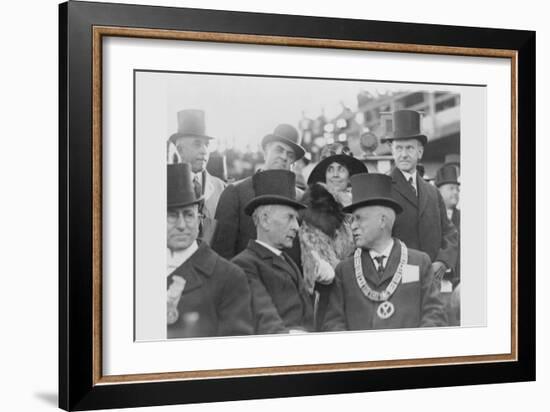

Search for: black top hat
xmin=435 ymin=164 xmax=460 ymax=187
xmin=168 ymin=109 xmax=215 ymax=144
xmin=307 ymin=143 xmax=368 ymax=185
xmin=261 ymin=124 xmax=306 ymax=161
xmin=343 ymin=173 xmax=403 ymax=214
xmin=206 ymin=153 xmax=228 ymax=182
xmin=167 ymin=163 xmax=204 ymax=208
xmin=244 ymin=170 xmax=306 ymax=216
xmin=382 ymin=109 xmax=428 ymax=146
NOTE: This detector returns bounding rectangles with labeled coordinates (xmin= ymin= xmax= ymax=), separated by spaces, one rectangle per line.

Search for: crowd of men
xmin=166 ymin=108 xmax=460 ymax=338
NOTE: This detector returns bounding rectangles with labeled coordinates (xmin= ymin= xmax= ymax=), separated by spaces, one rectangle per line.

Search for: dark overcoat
xmin=211 ymin=173 xmax=303 ymax=265
xmin=232 ymin=240 xmax=314 ymax=334
xmin=323 ymin=241 xmax=447 ymax=331
xmin=389 ymin=168 xmax=458 ymax=269
xmin=167 ymin=243 xmax=254 ymax=339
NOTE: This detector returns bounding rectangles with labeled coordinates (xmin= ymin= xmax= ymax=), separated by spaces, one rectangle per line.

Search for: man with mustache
xmin=385 ymin=110 xmax=458 ymax=282
xmin=323 ymin=173 xmax=447 ymax=330
xmin=166 ymin=163 xmax=253 ymax=338
xmin=232 ymin=170 xmax=315 ymax=334
xmin=212 ymin=123 xmax=305 ymax=265
xmin=169 ymin=109 xmax=226 ymax=244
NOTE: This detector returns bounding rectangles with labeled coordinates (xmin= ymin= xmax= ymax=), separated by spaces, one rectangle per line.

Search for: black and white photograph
xmin=135 ymin=71 xmax=469 ymax=340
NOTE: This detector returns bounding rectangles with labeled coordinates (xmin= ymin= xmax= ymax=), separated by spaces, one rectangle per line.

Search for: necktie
xmin=193 ymin=174 xmax=203 ymax=197
xmin=373 ymin=255 xmax=386 ymax=275
xmin=408 ymin=176 xmax=417 ymax=196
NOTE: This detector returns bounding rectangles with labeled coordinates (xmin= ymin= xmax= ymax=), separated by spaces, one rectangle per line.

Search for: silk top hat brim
xmin=435 ymin=179 xmax=460 ymax=187
xmin=167 ymin=162 xmax=204 ymax=208
xmin=169 ymin=132 xmax=215 ymax=144
xmin=381 ymin=133 xmax=428 ymax=146
xmin=168 ymin=194 xmax=204 ymax=209
xmin=261 ymin=134 xmax=306 ymax=161
xmin=342 ymin=172 xmax=403 ymax=214
xmin=244 ymin=195 xmax=306 ymax=216
xmin=307 ymin=154 xmax=368 ymax=186
xmin=342 ymin=197 xmax=403 ymax=214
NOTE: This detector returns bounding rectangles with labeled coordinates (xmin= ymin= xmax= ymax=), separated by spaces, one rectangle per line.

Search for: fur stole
xmin=300 ymin=183 xmax=346 ymax=238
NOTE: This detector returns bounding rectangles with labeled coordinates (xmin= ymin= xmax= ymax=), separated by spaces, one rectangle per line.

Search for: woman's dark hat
xmin=244 ymin=170 xmax=306 ymax=216
xmin=167 ymin=163 xmax=204 ymax=208
xmin=307 ymin=143 xmax=368 ymax=185
xmin=343 ymin=173 xmax=403 ymax=214
xmin=381 ymin=109 xmax=428 ymax=146
xmin=435 ymin=164 xmax=460 ymax=187
xmin=261 ymin=123 xmax=306 ymax=161
xmin=168 ymin=109 xmax=215 ymax=143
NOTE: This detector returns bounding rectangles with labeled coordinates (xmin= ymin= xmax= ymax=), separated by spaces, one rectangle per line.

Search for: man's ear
xmin=417 ymin=143 xmax=424 ymax=159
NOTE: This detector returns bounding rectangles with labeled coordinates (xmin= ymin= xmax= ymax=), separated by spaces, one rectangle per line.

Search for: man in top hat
xmin=231 ymin=170 xmax=315 ymax=334
xmin=169 ymin=109 xmax=226 ymax=244
xmin=384 ymin=110 xmax=458 ymax=281
xmin=323 ymin=173 xmax=447 ymax=330
xmin=166 ymin=163 xmax=253 ymax=338
xmin=435 ymin=163 xmax=461 ymax=324
xmin=212 ymin=124 xmax=306 ymax=264
xmin=435 ymin=164 xmax=461 ymax=231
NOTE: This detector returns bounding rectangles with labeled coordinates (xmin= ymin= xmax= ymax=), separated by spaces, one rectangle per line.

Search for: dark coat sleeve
xmin=216 ymin=263 xmax=255 ymax=336
xmin=211 ymin=184 xmax=240 ymax=260
xmin=434 ymin=189 xmax=459 ymax=270
xmin=321 ymin=264 xmax=347 ymax=332
xmin=232 ymin=255 xmax=288 ymax=334
xmin=419 ymin=253 xmax=448 ymax=327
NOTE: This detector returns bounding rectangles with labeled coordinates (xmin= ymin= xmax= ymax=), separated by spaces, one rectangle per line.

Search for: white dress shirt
xmin=369 ymin=239 xmax=395 ymax=271
xmin=167 ymin=241 xmax=199 ymax=276
xmin=255 ymin=240 xmax=282 ymax=256
xmin=400 ymin=170 xmax=418 ymax=194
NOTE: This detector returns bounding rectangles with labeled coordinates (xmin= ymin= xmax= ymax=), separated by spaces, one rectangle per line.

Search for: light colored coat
xmin=199 ymin=171 xmax=225 ymax=244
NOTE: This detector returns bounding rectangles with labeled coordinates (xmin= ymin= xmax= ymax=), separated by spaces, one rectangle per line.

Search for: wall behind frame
xmin=0 ymin=0 xmax=546 ymax=411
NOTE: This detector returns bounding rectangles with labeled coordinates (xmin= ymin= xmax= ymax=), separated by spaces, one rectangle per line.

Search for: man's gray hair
xmin=376 ymin=205 xmax=396 ymax=231
xmin=252 ymin=204 xmax=274 ymax=227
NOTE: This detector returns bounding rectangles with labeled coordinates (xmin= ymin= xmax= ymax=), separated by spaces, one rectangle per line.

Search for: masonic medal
xmin=377 ymin=301 xmax=395 ymax=319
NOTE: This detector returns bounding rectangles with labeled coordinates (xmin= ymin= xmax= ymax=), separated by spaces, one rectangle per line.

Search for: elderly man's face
xmin=439 ymin=183 xmax=460 ymax=209
xmin=391 ymin=139 xmax=424 ymax=174
xmin=167 ymin=204 xmax=200 ymax=251
xmin=175 ymin=137 xmax=210 ymax=173
xmin=264 ymin=141 xmax=296 ymax=171
xmin=263 ymin=204 xmax=300 ymax=249
xmin=350 ymin=206 xmax=384 ymax=249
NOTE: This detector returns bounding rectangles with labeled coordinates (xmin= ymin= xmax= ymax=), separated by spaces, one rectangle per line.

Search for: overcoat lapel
xmin=249 ymin=241 xmax=299 ymax=283
xmin=169 ymin=262 xmax=203 ymax=294
xmin=391 ymin=169 xmax=418 ymax=208
xmin=168 ymin=243 xmax=216 ymax=293
xmin=377 ymin=242 xmax=401 ymax=285
xmin=416 ymin=175 xmax=430 ymax=216
xmin=360 ymin=242 xmax=401 ymax=287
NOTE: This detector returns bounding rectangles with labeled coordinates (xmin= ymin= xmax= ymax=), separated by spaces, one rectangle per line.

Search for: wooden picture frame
xmin=59 ymin=1 xmax=535 ymax=410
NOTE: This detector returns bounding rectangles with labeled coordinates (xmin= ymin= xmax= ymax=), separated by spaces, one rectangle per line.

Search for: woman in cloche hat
xmin=298 ymin=143 xmax=368 ymax=330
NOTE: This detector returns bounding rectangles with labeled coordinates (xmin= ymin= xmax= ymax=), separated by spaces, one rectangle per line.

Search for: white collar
xmin=167 ymin=241 xmax=199 ymax=276
xmin=193 ymin=171 xmax=203 ymax=182
xmin=369 ymin=239 xmax=394 ymax=260
xmin=255 ymin=239 xmax=282 ymax=256
xmin=400 ymin=169 xmax=417 ymax=184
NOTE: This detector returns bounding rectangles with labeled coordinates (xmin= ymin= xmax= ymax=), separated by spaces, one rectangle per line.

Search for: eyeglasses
xmin=167 ymin=209 xmax=203 ymax=225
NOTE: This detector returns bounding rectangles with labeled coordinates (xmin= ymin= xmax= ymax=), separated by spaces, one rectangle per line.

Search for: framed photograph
xmin=59 ymin=1 xmax=535 ymax=410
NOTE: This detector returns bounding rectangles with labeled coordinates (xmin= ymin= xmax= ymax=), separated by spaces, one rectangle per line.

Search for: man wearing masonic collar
xmin=323 ymin=173 xmax=447 ymax=331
